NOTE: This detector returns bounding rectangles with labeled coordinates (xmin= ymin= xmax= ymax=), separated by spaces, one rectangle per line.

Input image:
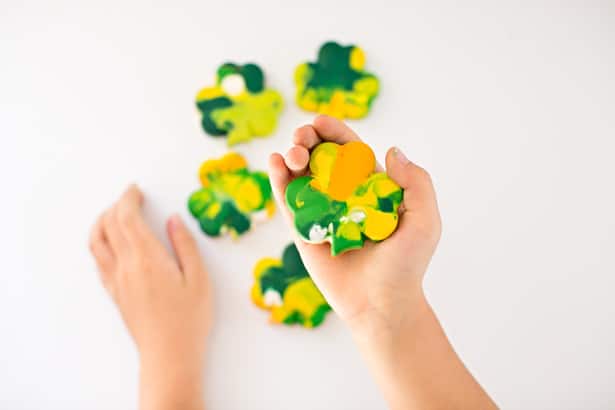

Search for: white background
xmin=1 ymin=1 xmax=614 ymax=409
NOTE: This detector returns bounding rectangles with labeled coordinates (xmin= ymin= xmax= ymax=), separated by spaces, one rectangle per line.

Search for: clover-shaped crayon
xmin=294 ymin=41 xmax=379 ymax=119
xmin=251 ymin=243 xmax=331 ymax=328
xmin=188 ymin=152 xmax=274 ymax=237
xmin=285 ymin=141 xmax=402 ymax=255
xmin=196 ymin=63 xmax=283 ymax=146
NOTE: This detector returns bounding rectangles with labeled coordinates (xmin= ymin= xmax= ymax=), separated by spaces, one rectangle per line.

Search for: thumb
xmin=167 ymin=214 xmax=206 ymax=281
xmin=385 ymin=147 xmax=441 ymax=234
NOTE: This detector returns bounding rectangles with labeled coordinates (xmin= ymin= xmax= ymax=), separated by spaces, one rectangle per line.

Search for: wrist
xmin=139 ymin=354 xmax=205 ymax=410
xmin=139 ymin=336 xmax=206 ymax=370
xmin=350 ymin=289 xmax=497 ymax=410
xmin=139 ymin=347 xmax=205 ymax=381
xmin=348 ymin=283 xmax=430 ymax=353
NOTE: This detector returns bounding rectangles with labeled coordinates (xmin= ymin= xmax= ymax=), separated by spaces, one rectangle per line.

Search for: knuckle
xmin=415 ymin=166 xmax=432 ymax=183
xmin=412 ymin=216 xmax=441 ymax=246
xmin=130 ymin=254 xmax=150 ymax=271
xmin=428 ymin=218 xmax=442 ymax=244
xmin=102 ymin=209 xmax=115 ymax=230
xmin=431 ymin=221 xmax=442 ymax=244
xmin=116 ymin=206 xmax=136 ymax=229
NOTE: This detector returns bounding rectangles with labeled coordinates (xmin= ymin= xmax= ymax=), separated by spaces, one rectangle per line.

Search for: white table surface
xmin=2 ymin=1 xmax=614 ymax=409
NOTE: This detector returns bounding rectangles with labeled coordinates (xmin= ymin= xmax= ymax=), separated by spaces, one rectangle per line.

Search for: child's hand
xmin=269 ymin=115 xmax=441 ymax=340
xmin=89 ymin=185 xmax=210 ymax=410
xmin=270 ymin=117 xmax=496 ymax=410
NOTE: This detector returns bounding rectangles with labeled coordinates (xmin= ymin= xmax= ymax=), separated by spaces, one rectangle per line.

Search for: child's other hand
xmin=269 ymin=116 xmax=441 ymax=341
xmin=89 ymin=185 xmax=210 ymax=410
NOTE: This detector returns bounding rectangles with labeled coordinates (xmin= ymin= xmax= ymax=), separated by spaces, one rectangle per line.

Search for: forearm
xmin=139 ymin=358 xmax=205 ymax=410
xmin=353 ymin=290 xmax=497 ymax=410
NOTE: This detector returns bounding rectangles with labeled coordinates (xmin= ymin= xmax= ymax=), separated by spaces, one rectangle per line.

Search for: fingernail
xmin=393 ymin=147 xmax=410 ymax=164
xmin=169 ymin=213 xmax=183 ymax=232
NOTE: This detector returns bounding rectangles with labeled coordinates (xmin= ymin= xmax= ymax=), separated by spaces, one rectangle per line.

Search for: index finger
xmin=287 ymin=115 xmax=384 ymax=171
xmin=311 ymin=115 xmax=361 ymax=144
xmin=114 ymin=184 xmax=162 ymax=249
xmin=291 ymin=116 xmax=361 ymax=158
xmin=310 ymin=115 xmax=383 ymax=172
